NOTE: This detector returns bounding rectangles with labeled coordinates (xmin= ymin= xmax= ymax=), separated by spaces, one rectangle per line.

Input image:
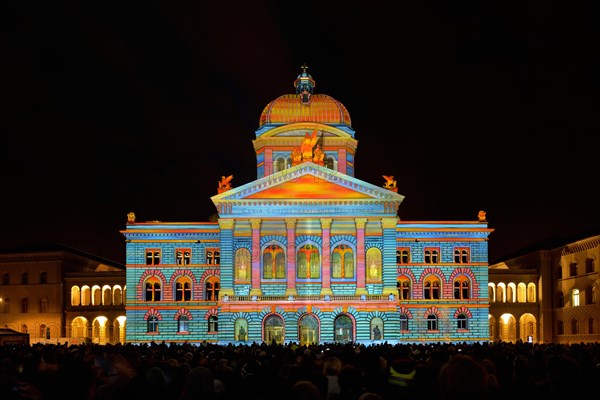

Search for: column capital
xmin=355 ymin=218 xmax=367 ymax=230
xmin=218 ymin=219 xmax=235 ymax=230
xmin=250 ymin=218 xmax=262 ymax=230
xmin=381 ymin=217 xmax=398 ymax=229
xmin=285 ymin=218 xmax=297 ymax=230
xmin=320 ymin=218 xmax=333 ymax=230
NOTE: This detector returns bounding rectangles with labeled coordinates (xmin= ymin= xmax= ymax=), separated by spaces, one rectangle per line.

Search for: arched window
xmin=366 ymin=248 xmax=381 ymax=282
xmin=424 ymin=276 xmax=441 ymax=300
xmin=457 ymin=314 xmax=468 ymax=330
xmin=399 ymin=314 xmax=409 ymax=331
xmin=175 ymin=277 xmax=193 ymax=301
xmin=71 ymin=286 xmax=81 ymax=306
xmin=333 ymin=314 xmax=353 ymax=343
xmin=264 ymin=314 xmax=284 ymax=344
xmin=427 ymin=315 xmax=438 ymax=331
xmin=299 ymin=314 xmax=319 ymax=346
xmin=39 ymin=296 xmax=48 ymax=313
xmin=453 ymin=276 xmax=470 ymax=299
xmin=21 ymin=273 xmax=28 ymax=285
xmin=572 ymin=288 xmax=580 ymax=307
xmin=235 ymin=248 xmax=251 ymax=282
xmin=263 ymin=244 xmax=285 ymax=279
xmin=145 ymin=277 xmax=162 ymax=302
xmin=40 ymin=272 xmax=47 ymax=284
xmin=527 ymin=283 xmax=536 ymax=302
xmin=454 ymin=248 xmax=470 ymax=263
xmin=21 ymin=298 xmax=28 ymax=313
xmin=324 ymin=156 xmax=337 ymax=171
xmin=332 ymin=244 xmax=354 ymax=279
xmin=297 ymin=244 xmax=320 ymax=279
xmin=208 ymin=315 xmax=218 ymax=333
xmin=147 ymin=316 xmax=159 ymax=333
xmin=205 ymin=277 xmax=220 ymax=301
xmin=2 ymin=273 xmax=8 ymax=285
xmin=397 ymin=277 xmax=411 ymax=300
xmin=178 ymin=316 xmax=189 ymax=333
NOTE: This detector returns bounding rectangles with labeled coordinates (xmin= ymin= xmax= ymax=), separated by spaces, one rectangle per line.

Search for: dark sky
xmin=1 ymin=2 xmax=597 ymax=264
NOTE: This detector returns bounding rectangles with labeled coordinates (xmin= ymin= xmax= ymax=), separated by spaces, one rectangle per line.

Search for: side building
xmin=488 ymin=231 xmax=600 ymax=344
xmin=0 ymin=242 xmax=126 ymax=344
xmin=122 ymin=68 xmax=493 ymax=345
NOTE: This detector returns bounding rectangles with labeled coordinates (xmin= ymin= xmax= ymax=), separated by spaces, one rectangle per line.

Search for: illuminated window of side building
xmin=424 ymin=248 xmax=440 ymax=264
xmin=176 ymin=249 xmax=192 ymax=265
xmin=206 ymin=249 xmax=220 ymax=265
xmin=146 ymin=249 xmax=161 ymax=265
xmin=175 ymin=277 xmax=193 ymax=301
xmin=145 ymin=277 xmax=162 ymax=301
xmin=453 ymin=248 xmax=470 ymax=263
xmin=424 ymin=276 xmax=441 ymax=300
xmin=396 ymin=248 xmax=410 ymax=264
xmin=397 ymin=277 xmax=411 ymax=300
xmin=205 ymin=277 xmax=220 ymax=301
xmin=453 ymin=276 xmax=470 ymax=299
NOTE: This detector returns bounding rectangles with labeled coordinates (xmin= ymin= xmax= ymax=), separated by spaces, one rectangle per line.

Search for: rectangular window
xmin=176 ymin=249 xmax=192 ymax=265
xmin=206 ymin=248 xmax=220 ymax=265
xmin=424 ymin=248 xmax=440 ymax=264
xmin=145 ymin=249 xmax=161 ymax=265
xmin=396 ymin=248 xmax=410 ymax=264
xmin=453 ymin=247 xmax=470 ymax=264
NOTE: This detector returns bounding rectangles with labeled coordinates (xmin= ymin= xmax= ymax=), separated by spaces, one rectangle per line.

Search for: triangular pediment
xmin=212 ymin=163 xmax=403 ymax=202
xmin=211 ymin=163 xmax=404 ymax=218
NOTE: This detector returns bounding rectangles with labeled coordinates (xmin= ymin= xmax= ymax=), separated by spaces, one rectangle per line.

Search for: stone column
xmin=285 ymin=218 xmax=298 ymax=296
xmin=218 ymin=219 xmax=235 ymax=297
xmin=320 ymin=218 xmax=333 ymax=296
xmin=250 ymin=218 xmax=262 ymax=296
xmin=355 ymin=218 xmax=368 ymax=296
xmin=381 ymin=217 xmax=398 ymax=297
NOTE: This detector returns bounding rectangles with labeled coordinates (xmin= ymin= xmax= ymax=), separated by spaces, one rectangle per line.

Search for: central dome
xmin=259 ymin=66 xmax=351 ymax=128
xmin=258 ymin=94 xmax=352 ymax=127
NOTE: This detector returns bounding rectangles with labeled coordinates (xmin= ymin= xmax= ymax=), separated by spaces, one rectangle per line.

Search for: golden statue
xmin=291 ymin=146 xmax=302 ymax=164
xmin=382 ymin=175 xmax=397 ymax=189
xmin=478 ymin=210 xmax=487 ymax=222
xmin=313 ymin=144 xmax=325 ymax=164
xmin=127 ymin=212 xmax=136 ymax=223
xmin=300 ymin=129 xmax=319 ymax=161
xmin=218 ymin=175 xmax=234 ymax=191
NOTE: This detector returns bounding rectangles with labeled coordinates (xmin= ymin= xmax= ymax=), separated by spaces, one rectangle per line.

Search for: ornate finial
xmin=478 ymin=210 xmax=487 ymax=222
xmin=301 ymin=63 xmax=308 ymax=73
xmin=127 ymin=211 xmax=136 ymax=224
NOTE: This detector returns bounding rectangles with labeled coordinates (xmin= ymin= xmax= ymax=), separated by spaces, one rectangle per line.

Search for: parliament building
xmin=121 ymin=67 xmax=493 ymax=345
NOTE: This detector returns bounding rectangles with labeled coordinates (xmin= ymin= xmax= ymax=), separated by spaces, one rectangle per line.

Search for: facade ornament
xmin=383 ymin=175 xmax=397 ymax=191
xmin=127 ymin=211 xmax=136 ymax=224
xmin=478 ymin=210 xmax=487 ymax=222
xmin=218 ymin=175 xmax=234 ymax=193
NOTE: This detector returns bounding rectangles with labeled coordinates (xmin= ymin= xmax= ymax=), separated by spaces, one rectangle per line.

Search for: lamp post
xmin=0 ymin=297 xmax=3 ymax=329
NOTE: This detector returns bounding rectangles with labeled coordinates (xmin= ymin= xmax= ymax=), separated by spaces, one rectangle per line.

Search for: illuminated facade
xmin=122 ymin=68 xmax=493 ymax=345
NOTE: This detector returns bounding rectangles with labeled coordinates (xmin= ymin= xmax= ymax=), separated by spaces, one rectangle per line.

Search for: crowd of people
xmin=1 ymin=339 xmax=599 ymax=400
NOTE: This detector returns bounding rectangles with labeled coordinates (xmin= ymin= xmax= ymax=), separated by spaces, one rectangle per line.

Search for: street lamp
xmin=0 ymin=298 xmax=2 ymax=329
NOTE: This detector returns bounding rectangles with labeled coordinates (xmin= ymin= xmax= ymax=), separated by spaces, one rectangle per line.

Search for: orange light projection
xmin=245 ymin=175 xmax=371 ymax=199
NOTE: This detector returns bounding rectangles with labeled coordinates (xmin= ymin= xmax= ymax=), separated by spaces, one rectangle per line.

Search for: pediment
xmin=212 ymin=163 xmax=403 ymax=202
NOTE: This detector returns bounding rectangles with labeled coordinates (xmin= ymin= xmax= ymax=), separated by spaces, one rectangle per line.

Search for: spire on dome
xmin=294 ymin=64 xmax=315 ymax=103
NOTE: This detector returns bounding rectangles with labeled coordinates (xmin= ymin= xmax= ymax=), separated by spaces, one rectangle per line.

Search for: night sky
xmin=2 ymin=2 xmax=597 ymax=264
